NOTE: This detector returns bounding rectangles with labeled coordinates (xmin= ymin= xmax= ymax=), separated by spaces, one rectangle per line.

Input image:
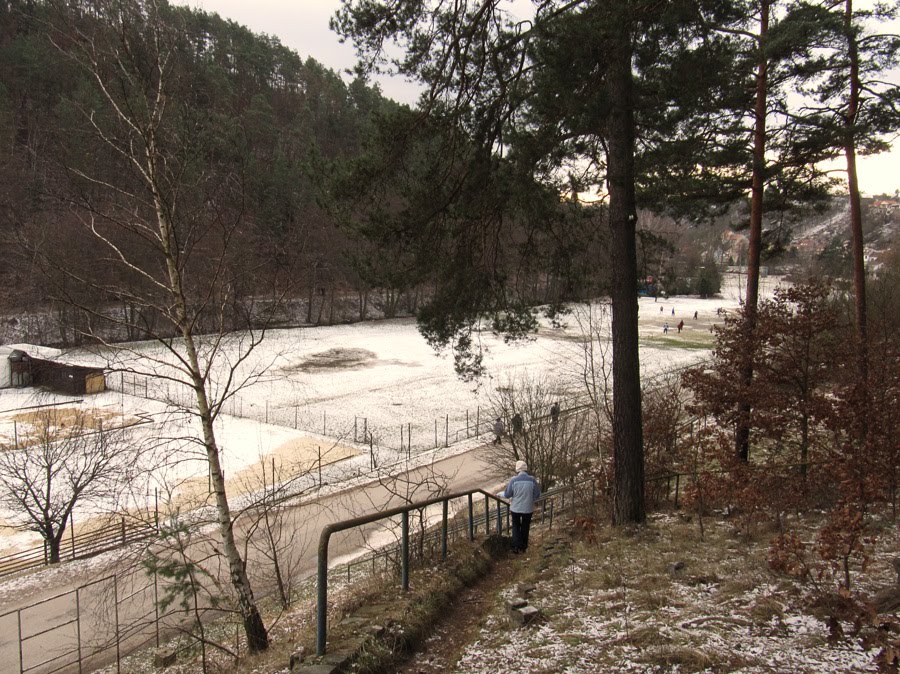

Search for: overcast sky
xmin=174 ymin=0 xmax=898 ymax=196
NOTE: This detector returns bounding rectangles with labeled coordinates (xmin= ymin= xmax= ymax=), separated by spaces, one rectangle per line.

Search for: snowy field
xmin=0 ymin=273 xmax=781 ymax=553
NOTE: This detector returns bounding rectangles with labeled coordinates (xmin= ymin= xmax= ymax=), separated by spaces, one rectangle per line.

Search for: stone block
xmin=510 ymin=604 xmax=542 ymax=627
xmin=506 ymin=597 xmax=527 ymax=611
xmin=520 ymin=605 xmax=541 ymax=624
xmin=153 ymin=646 xmax=176 ymax=668
xmin=294 ymin=665 xmax=340 ymax=674
xmin=288 ymin=648 xmax=305 ymax=670
xmin=366 ymin=624 xmax=386 ymax=638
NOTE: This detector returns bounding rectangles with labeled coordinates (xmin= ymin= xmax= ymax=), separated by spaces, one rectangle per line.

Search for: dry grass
xmin=94 ymin=509 xmax=900 ymax=674
xmin=448 ymin=509 xmax=900 ymax=673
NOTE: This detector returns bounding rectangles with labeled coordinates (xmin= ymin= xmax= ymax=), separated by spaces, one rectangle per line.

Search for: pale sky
xmin=175 ymin=0 xmax=898 ymax=197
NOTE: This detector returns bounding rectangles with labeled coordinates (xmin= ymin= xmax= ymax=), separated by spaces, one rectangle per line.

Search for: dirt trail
xmin=395 ymin=538 xmax=543 ymax=673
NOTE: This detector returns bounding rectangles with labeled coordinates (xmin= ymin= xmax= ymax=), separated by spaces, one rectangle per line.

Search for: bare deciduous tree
xmin=30 ymin=0 xmax=290 ymax=650
xmin=0 ymin=407 xmax=139 ymax=563
xmin=485 ymin=373 xmax=595 ymax=492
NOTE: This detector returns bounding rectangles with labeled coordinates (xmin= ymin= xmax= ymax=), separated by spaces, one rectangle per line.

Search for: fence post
xmin=496 ymin=501 xmax=502 ymax=535
xmin=484 ymin=495 xmax=490 ymax=534
xmin=468 ymin=494 xmax=474 ymax=540
xmin=401 ymin=510 xmax=410 ymax=592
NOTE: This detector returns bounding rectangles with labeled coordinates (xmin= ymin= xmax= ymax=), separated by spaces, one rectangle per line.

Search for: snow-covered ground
xmin=0 ymin=273 xmax=782 ymax=554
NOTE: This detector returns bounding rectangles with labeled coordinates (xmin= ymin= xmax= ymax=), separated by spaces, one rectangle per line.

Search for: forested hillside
xmin=2 ymin=1 xmax=896 ymax=352
xmin=0 ymin=0 xmax=413 ymax=344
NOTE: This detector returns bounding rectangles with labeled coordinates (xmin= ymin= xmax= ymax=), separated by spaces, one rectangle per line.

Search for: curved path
xmin=0 ymin=442 xmax=504 ymax=674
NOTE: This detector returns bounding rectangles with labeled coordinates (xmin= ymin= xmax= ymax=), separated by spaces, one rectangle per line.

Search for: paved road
xmin=0 ymin=443 xmax=505 ymax=674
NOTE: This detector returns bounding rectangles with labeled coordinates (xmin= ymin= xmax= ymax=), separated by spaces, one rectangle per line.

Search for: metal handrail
xmin=316 ymin=488 xmax=509 ymax=656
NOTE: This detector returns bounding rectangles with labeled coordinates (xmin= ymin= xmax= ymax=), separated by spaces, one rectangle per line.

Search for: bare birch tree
xmin=28 ymin=0 xmax=293 ymax=649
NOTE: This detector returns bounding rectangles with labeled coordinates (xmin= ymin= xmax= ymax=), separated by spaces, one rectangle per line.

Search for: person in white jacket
xmin=503 ymin=460 xmax=541 ymax=554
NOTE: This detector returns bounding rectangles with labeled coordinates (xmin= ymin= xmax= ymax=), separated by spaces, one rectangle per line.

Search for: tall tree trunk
xmin=736 ymin=0 xmax=769 ymax=462
xmin=156 ymin=196 xmax=269 ymax=652
xmin=607 ymin=21 xmax=645 ymax=525
xmin=844 ymin=0 xmax=868 ymax=387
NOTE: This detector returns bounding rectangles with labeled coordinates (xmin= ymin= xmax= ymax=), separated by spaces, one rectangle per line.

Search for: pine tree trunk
xmin=606 ymin=21 xmax=645 ymax=526
xmin=736 ymin=0 xmax=770 ymax=462
xmin=844 ymin=0 xmax=868 ymax=387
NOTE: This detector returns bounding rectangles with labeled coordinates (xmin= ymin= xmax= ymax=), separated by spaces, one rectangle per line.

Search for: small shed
xmin=0 ymin=343 xmax=105 ymax=394
xmin=1 ymin=345 xmax=38 ymax=388
xmin=30 ymin=358 xmax=106 ymax=395
xmin=0 ymin=345 xmax=13 ymax=388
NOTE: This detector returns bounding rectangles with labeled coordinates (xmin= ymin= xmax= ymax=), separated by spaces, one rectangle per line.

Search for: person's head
xmin=515 ymin=460 xmax=528 ymax=473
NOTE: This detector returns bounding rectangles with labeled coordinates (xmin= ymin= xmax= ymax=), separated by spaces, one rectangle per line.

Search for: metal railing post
xmin=317 ymin=531 xmax=331 ymax=656
xmin=114 ymin=575 xmax=120 ymax=674
xmin=496 ymin=501 xmax=502 ymax=535
xmin=468 ymin=494 xmax=474 ymax=540
xmin=316 ymin=489 xmax=508 ymax=655
xmin=154 ymin=570 xmax=160 ymax=648
xmin=18 ymin=609 xmax=23 ymax=674
xmin=401 ymin=511 xmax=410 ymax=592
xmin=76 ymin=587 xmax=83 ymax=673
xmin=484 ymin=495 xmax=490 ymax=535
xmin=441 ymin=500 xmax=448 ymax=560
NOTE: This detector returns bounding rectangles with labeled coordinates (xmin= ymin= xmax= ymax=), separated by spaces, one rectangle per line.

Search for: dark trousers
xmin=511 ymin=511 xmax=533 ymax=552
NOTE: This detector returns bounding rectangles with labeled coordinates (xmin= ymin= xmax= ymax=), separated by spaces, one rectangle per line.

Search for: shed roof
xmin=1 ymin=343 xmax=64 ymax=360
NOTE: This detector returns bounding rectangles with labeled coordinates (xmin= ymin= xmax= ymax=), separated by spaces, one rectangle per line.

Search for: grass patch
xmin=643 ymin=336 xmax=716 ymax=350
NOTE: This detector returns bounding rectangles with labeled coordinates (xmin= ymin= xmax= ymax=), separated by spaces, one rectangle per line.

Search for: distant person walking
xmin=693 ymin=310 xmax=698 ymax=320
xmin=511 ymin=412 xmax=523 ymax=437
xmin=549 ymin=402 xmax=560 ymax=427
xmin=492 ymin=417 xmax=505 ymax=445
xmin=660 ymin=306 xmax=664 ymax=313
xmin=671 ymin=307 xmax=675 ymax=316
xmin=677 ymin=320 xmax=684 ymax=333
xmin=663 ymin=322 xmax=669 ymax=334
xmin=504 ymin=460 xmax=541 ymax=554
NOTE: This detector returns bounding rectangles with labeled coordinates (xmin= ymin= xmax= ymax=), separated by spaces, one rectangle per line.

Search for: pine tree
xmin=334 ymin=0 xmax=766 ymax=523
